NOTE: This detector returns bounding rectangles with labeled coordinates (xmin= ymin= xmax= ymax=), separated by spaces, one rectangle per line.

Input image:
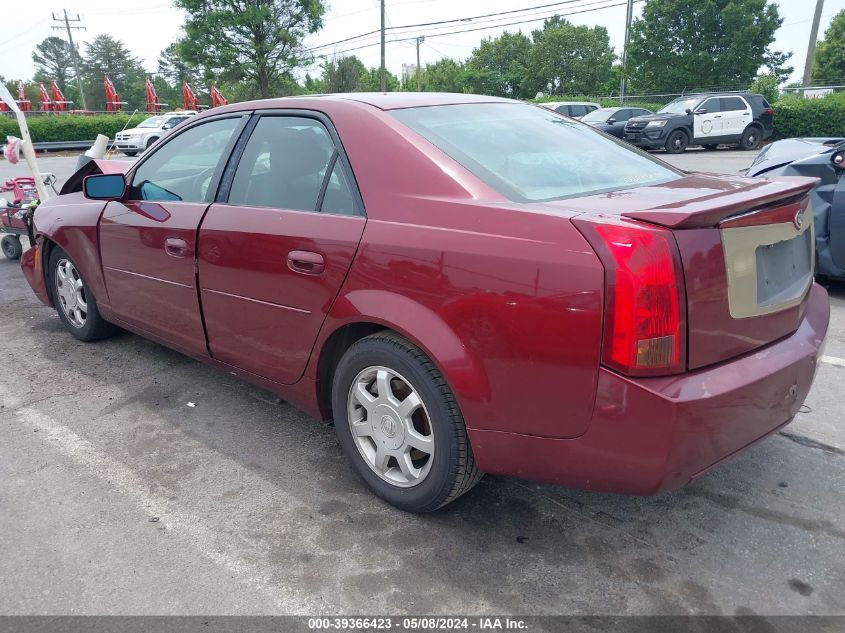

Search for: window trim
xmin=126 ymin=112 xmax=252 ymax=204
xmin=215 ymin=109 xmax=366 ymax=217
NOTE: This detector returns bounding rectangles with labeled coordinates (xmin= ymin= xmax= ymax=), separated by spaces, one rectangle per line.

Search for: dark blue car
xmin=581 ymin=106 xmax=653 ymax=139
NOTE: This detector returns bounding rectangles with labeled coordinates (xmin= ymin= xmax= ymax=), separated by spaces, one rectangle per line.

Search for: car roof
xmin=220 ymin=92 xmax=516 ymax=112
xmin=541 ymin=101 xmax=600 ymax=107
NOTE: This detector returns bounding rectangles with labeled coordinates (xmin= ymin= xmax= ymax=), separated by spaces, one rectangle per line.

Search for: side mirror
xmin=606 ymin=118 xmax=617 ymax=124
xmin=693 ymin=108 xmax=706 ymax=115
xmin=685 ymin=108 xmax=693 ymax=115
xmin=83 ymin=174 xmax=126 ymax=201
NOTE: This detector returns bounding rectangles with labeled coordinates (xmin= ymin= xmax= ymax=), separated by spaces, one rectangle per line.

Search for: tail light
xmin=574 ymin=217 xmax=686 ymax=376
xmin=766 ymin=107 xmax=775 ymax=116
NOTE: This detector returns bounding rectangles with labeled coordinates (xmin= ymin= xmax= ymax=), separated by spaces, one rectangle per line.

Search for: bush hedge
xmin=769 ymin=94 xmax=845 ymax=140
xmin=4 ymin=95 xmax=845 ymax=144
xmin=0 ymin=113 xmax=152 ymax=144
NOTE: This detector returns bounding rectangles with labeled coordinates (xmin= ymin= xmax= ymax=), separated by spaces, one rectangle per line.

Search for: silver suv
xmin=114 ymin=112 xmax=197 ymax=156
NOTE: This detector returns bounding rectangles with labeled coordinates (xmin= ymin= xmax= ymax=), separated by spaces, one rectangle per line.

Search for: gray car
xmin=581 ymin=106 xmax=653 ymax=138
xmin=747 ymin=137 xmax=845 ymax=280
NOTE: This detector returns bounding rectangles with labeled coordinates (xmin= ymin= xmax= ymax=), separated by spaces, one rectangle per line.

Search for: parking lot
xmin=1 ymin=149 xmax=843 ymax=615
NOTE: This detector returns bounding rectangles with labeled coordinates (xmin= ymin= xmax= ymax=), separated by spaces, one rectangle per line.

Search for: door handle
xmin=287 ymin=250 xmax=325 ymax=275
xmin=164 ymin=236 xmax=189 ymax=258
xmin=714 ymin=115 xmax=722 ymax=119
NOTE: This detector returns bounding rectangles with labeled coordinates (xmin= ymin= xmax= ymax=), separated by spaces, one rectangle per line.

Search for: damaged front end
xmin=748 ymin=138 xmax=845 ymax=280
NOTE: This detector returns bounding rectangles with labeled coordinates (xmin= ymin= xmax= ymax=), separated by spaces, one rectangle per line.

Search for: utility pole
xmin=416 ymin=36 xmax=425 ymax=91
xmin=52 ymin=9 xmax=87 ymax=111
xmin=380 ymin=0 xmax=386 ymax=92
xmin=801 ymin=0 xmax=825 ymax=97
xmin=619 ymin=0 xmax=634 ymax=102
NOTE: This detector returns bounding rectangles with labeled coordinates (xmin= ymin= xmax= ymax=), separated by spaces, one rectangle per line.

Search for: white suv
xmin=114 ymin=112 xmax=197 ymax=156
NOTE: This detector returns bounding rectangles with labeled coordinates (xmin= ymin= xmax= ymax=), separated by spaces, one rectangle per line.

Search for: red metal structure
xmin=50 ymin=80 xmax=72 ymax=111
xmin=210 ymin=85 xmax=228 ymax=108
xmin=104 ymin=75 xmax=125 ymax=112
xmin=145 ymin=77 xmax=167 ymax=113
xmin=19 ymin=94 xmax=830 ymax=512
xmin=182 ymin=81 xmax=199 ymax=110
xmin=37 ymin=83 xmax=53 ymax=112
xmin=17 ymin=81 xmax=31 ymax=112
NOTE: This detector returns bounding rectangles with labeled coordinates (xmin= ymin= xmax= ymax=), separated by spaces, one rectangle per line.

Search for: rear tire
xmin=1 ymin=235 xmax=22 ymax=260
xmin=332 ymin=332 xmax=483 ymax=512
xmin=47 ymin=247 xmax=118 ymax=342
xmin=664 ymin=129 xmax=689 ymax=154
xmin=740 ymin=126 xmax=762 ymax=150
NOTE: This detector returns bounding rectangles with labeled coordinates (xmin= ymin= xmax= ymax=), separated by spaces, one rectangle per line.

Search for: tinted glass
xmin=321 ymin=161 xmax=357 ymax=215
xmin=228 ymin=117 xmax=336 ymax=211
xmin=721 ymin=97 xmax=747 ymax=111
xmin=569 ymin=105 xmax=588 ymax=117
xmin=632 ymin=109 xmax=651 ymax=117
xmin=392 ymin=103 xmax=681 ymax=203
xmin=554 ymin=105 xmax=570 ymax=115
xmin=699 ymin=98 xmax=721 ymax=113
xmin=129 ymin=117 xmax=241 ymax=202
xmin=613 ymin=109 xmax=632 ymax=122
xmin=660 ymin=97 xmax=701 ymax=114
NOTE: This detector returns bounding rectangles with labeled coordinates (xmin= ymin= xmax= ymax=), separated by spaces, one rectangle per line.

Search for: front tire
xmin=122 ymin=151 xmax=138 ymax=157
xmin=332 ymin=332 xmax=483 ymax=512
xmin=740 ymin=126 xmax=762 ymax=150
xmin=48 ymin=247 xmax=118 ymax=342
xmin=1 ymin=235 xmax=22 ymax=260
xmin=664 ymin=129 xmax=689 ymax=154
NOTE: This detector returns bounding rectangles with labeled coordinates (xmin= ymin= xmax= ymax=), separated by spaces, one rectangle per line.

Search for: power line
xmin=303 ymin=0 xmax=623 ymax=54
xmin=309 ymin=0 xmax=636 ymax=60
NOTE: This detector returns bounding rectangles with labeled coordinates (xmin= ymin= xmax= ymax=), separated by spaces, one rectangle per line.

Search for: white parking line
xmin=15 ymin=407 xmax=322 ymax=613
xmin=821 ymin=355 xmax=845 ymax=368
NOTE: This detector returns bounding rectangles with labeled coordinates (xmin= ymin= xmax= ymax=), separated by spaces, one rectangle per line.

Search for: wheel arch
xmin=312 ymin=290 xmax=491 ymax=423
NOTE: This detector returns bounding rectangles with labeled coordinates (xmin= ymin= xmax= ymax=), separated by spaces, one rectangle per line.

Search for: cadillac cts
xmin=21 ymin=94 xmax=829 ymax=512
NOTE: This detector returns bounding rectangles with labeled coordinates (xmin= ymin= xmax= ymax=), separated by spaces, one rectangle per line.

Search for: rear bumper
xmin=469 ymin=283 xmax=830 ymax=495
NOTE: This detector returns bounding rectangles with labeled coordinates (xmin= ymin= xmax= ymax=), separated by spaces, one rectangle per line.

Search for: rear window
xmin=391 ymin=103 xmax=681 ymax=202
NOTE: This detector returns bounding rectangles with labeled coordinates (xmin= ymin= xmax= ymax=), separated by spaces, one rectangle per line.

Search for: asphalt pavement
xmin=0 ymin=148 xmax=843 ymax=616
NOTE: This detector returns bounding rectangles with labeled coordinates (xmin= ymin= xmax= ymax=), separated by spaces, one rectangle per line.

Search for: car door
xmin=719 ymin=96 xmax=752 ymax=138
xmin=99 ymin=114 xmax=247 ymax=355
xmin=607 ymin=109 xmax=631 ymax=136
xmin=197 ymin=113 xmax=366 ymax=385
xmin=693 ymin=97 xmax=721 ymax=141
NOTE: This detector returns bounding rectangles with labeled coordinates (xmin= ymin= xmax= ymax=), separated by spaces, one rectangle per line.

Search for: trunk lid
xmin=554 ymin=173 xmax=819 ymax=369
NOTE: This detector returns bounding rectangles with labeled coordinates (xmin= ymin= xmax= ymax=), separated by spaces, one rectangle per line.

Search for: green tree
xmin=175 ymin=0 xmax=325 ymax=99
xmin=82 ymin=34 xmax=147 ymax=110
xmin=526 ymin=16 xmax=615 ymax=96
xmin=627 ymin=0 xmax=791 ymax=93
xmin=750 ymin=73 xmax=779 ymax=102
xmin=32 ymin=36 xmax=79 ymax=104
xmin=358 ymin=67 xmax=399 ymax=92
xmin=321 ymin=55 xmax=367 ymax=92
xmin=465 ymin=31 xmax=532 ymax=98
xmin=813 ymin=10 xmax=845 ymax=84
xmin=423 ymin=58 xmax=467 ymax=93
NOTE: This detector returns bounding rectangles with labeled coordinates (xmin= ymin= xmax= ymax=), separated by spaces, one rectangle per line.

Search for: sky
xmin=1 ymin=0 xmax=843 ymax=93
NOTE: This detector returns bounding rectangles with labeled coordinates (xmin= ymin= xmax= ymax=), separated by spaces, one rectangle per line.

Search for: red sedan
xmin=21 ymin=93 xmax=829 ymax=512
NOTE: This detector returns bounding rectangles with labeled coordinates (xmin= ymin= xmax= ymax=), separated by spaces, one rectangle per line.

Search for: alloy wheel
xmin=347 ymin=365 xmax=434 ymax=487
xmin=55 ymin=259 xmax=88 ymax=328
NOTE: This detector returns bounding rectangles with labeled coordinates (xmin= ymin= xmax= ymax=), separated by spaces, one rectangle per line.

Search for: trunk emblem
xmin=793 ymin=209 xmax=805 ymax=231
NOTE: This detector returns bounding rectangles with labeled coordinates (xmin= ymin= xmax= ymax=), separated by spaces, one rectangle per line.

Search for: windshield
xmin=659 ymin=97 xmax=701 ymax=115
xmin=138 ymin=116 xmax=166 ymax=128
xmin=581 ymin=108 xmax=617 ymax=123
xmin=391 ymin=103 xmax=681 ymax=202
